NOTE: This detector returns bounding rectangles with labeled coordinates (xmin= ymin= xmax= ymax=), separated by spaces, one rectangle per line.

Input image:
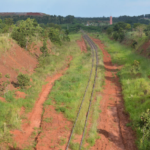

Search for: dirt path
xmin=36 ymin=105 xmax=72 ymax=150
xmin=90 ymin=38 xmax=137 ymax=150
xmin=77 ymin=37 xmax=87 ymax=53
xmin=11 ymin=57 xmax=72 ymax=149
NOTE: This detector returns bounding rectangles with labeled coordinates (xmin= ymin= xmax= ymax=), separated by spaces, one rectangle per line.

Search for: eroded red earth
xmin=90 ymin=38 xmax=137 ymax=150
xmin=11 ymin=56 xmax=72 ymax=149
xmin=77 ymin=37 xmax=87 ymax=53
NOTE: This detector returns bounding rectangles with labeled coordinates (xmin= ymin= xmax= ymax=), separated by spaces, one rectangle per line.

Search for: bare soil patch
xmin=15 ymin=91 xmax=26 ymax=99
xmin=0 ymin=97 xmax=6 ymax=102
xmin=90 ymin=38 xmax=137 ymax=150
xmin=77 ymin=37 xmax=87 ymax=53
xmin=36 ymin=105 xmax=72 ymax=150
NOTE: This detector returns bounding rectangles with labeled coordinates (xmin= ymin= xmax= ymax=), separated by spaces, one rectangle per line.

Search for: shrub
xmin=5 ymin=74 xmax=10 ymax=78
xmin=17 ymin=73 xmax=30 ymax=88
xmin=0 ymin=73 xmax=2 ymax=78
xmin=48 ymin=28 xmax=61 ymax=45
xmin=132 ymin=40 xmax=138 ymax=49
xmin=40 ymin=39 xmax=49 ymax=57
xmin=140 ymin=109 xmax=150 ymax=148
xmin=11 ymin=30 xmax=26 ymax=48
xmin=113 ymin=32 xmax=119 ymax=41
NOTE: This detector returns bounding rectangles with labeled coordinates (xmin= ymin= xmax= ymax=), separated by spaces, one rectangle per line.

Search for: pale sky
xmin=1 ymin=0 xmax=150 ymax=17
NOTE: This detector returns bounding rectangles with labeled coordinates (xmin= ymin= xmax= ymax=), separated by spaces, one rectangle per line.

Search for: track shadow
xmin=97 ymin=129 xmax=124 ymax=149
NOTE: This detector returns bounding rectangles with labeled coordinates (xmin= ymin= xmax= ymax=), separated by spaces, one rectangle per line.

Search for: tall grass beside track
xmin=0 ymin=33 xmax=81 ymax=148
xmin=92 ymin=33 xmax=150 ymax=150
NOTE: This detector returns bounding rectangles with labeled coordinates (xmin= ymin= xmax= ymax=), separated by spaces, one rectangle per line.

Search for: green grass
xmin=0 ymin=33 xmax=82 ymax=147
xmin=95 ymin=33 xmax=150 ymax=150
xmin=0 ymin=35 xmax=13 ymax=56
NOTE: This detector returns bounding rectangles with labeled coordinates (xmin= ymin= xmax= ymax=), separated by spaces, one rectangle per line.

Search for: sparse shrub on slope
xmin=48 ymin=27 xmax=61 ymax=45
xmin=11 ymin=29 xmax=26 ymax=48
xmin=17 ymin=73 xmax=30 ymax=88
xmin=40 ymin=39 xmax=49 ymax=57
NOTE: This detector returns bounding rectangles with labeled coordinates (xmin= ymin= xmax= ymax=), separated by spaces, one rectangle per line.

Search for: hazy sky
xmin=1 ymin=0 xmax=150 ymax=17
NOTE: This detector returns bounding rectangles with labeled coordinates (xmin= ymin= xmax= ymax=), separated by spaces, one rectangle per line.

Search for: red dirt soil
xmin=90 ymin=38 xmax=137 ymax=150
xmin=15 ymin=91 xmax=26 ymax=99
xmin=0 ymin=40 xmax=51 ymax=91
xmin=137 ymin=40 xmax=150 ymax=58
xmin=11 ymin=56 xmax=73 ymax=149
xmin=0 ymin=42 xmax=38 ymax=90
xmin=77 ymin=37 xmax=87 ymax=53
xmin=36 ymin=105 xmax=72 ymax=150
xmin=0 ymin=97 xmax=6 ymax=102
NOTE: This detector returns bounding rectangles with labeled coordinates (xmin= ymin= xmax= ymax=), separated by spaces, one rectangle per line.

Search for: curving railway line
xmin=66 ymin=33 xmax=98 ymax=150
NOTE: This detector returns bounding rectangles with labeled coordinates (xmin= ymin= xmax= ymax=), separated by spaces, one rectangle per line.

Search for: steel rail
xmin=65 ymin=33 xmax=95 ymax=150
xmin=79 ymin=34 xmax=98 ymax=150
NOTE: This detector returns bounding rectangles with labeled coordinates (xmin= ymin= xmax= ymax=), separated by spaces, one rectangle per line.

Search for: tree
xmin=4 ymin=18 xmax=13 ymax=26
xmin=136 ymin=25 xmax=146 ymax=37
xmin=48 ymin=27 xmax=61 ymax=45
xmin=11 ymin=18 xmax=42 ymax=48
xmin=133 ymin=23 xmax=141 ymax=29
xmin=144 ymin=24 xmax=150 ymax=38
xmin=107 ymin=27 xmax=113 ymax=35
xmin=125 ymin=23 xmax=131 ymax=30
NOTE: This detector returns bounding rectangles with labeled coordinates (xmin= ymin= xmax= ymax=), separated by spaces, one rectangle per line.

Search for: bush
xmin=5 ymin=74 xmax=10 ymax=78
xmin=0 ymin=73 xmax=2 ymax=78
xmin=40 ymin=39 xmax=49 ymax=57
xmin=48 ymin=28 xmax=61 ymax=45
xmin=140 ymin=109 xmax=150 ymax=148
xmin=11 ymin=30 xmax=26 ymax=48
xmin=17 ymin=73 xmax=30 ymax=88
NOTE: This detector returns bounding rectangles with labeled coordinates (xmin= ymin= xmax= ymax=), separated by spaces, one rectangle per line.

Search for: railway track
xmin=66 ymin=33 xmax=98 ymax=150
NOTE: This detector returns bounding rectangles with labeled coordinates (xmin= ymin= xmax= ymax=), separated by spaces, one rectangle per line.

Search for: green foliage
xmin=132 ymin=40 xmax=138 ymax=49
xmin=48 ymin=27 xmax=61 ymax=45
xmin=133 ymin=23 xmax=141 ymax=29
xmin=113 ymin=32 xmax=119 ymax=41
xmin=11 ymin=18 xmax=42 ymax=48
xmin=5 ymin=74 xmax=10 ymax=78
xmin=4 ymin=18 xmax=13 ymax=26
xmin=140 ymin=109 xmax=150 ymax=145
xmin=0 ymin=73 xmax=2 ymax=78
xmin=40 ymin=39 xmax=49 ymax=56
xmin=144 ymin=24 xmax=150 ymax=38
xmin=106 ymin=27 xmax=113 ymax=35
xmin=17 ymin=73 xmax=30 ymax=88
xmin=55 ymin=107 xmax=66 ymax=113
xmin=11 ymin=29 xmax=26 ymax=48
xmin=130 ymin=60 xmax=140 ymax=74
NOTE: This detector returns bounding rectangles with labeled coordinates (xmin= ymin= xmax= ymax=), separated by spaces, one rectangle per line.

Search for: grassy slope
xmin=93 ymin=33 xmax=150 ymax=150
xmin=0 ymin=33 xmax=82 ymax=146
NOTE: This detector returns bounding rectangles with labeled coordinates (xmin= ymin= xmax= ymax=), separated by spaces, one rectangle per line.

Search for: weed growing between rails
xmin=0 ymin=33 xmax=81 ymax=149
xmin=93 ymin=33 xmax=150 ymax=150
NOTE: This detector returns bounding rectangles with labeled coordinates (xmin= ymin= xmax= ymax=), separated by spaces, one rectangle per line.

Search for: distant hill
xmin=0 ymin=12 xmax=47 ymax=16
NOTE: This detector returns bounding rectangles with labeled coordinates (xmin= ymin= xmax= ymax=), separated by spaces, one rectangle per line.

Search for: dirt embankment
xmin=0 ymin=40 xmax=51 ymax=91
xmin=77 ymin=37 xmax=87 ymax=53
xmin=91 ymin=38 xmax=137 ymax=150
xmin=11 ymin=56 xmax=72 ymax=149
xmin=137 ymin=40 xmax=150 ymax=58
